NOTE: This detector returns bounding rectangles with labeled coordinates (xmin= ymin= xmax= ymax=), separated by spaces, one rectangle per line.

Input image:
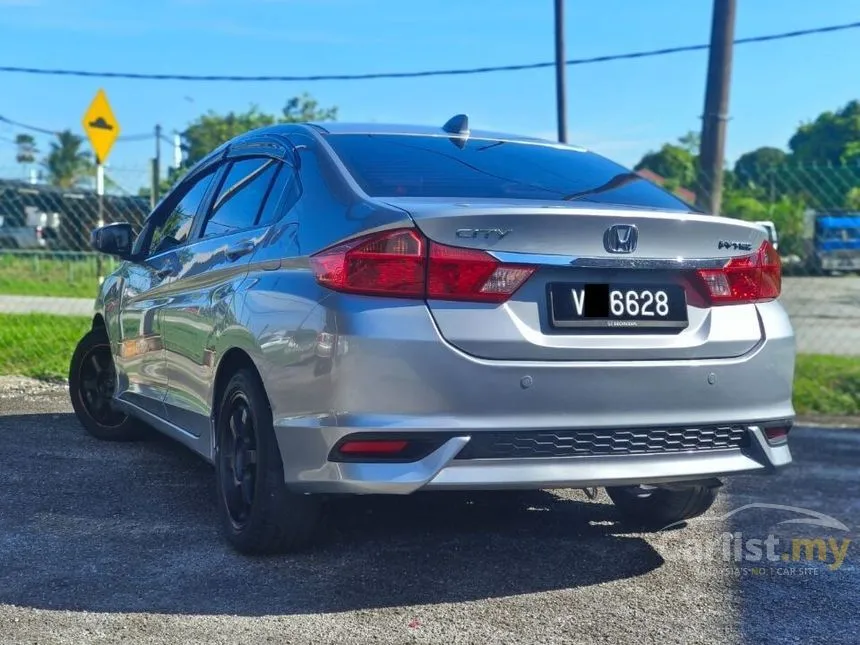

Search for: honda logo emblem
xmin=603 ymin=224 xmax=638 ymax=254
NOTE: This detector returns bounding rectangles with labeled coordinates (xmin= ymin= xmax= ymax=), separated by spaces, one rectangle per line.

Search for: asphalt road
xmin=2 ymin=275 xmax=859 ymax=355
xmin=1 ymin=380 xmax=858 ymax=645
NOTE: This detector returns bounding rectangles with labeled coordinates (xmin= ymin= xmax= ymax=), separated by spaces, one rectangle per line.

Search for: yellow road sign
xmin=82 ymin=88 xmax=121 ymax=164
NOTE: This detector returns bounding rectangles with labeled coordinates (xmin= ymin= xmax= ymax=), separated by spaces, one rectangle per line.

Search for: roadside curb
xmin=796 ymin=415 xmax=860 ymax=429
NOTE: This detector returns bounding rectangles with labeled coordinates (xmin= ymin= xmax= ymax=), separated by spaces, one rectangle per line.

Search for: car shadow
xmin=1 ymin=412 xmax=665 ymax=617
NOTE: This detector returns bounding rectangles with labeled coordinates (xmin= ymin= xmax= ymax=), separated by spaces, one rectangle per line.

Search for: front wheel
xmin=606 ymin=484 xmax=717 ymax=528
xmin=214 ymin=368 xmax=321 ymax=554
xmin=69 ymin=328 xmax=145 ymax=441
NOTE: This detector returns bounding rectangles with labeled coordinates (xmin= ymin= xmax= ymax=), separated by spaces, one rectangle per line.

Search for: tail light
xmin=695 ymin=240 xmax=781 ymax=305
xmin=310 ymin=228 xmax=535 ymax=303
xmin=310 ymin=229 xmax=425 ymax=298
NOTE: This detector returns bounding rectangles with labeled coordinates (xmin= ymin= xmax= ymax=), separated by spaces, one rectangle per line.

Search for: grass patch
xmin=0 ymin=253 xmax=117 ymax=298
xmin=0 ymin=314 xmax=90 ymax=380
xmin=1 ymin=313 xmax=858 ymax=417
xmin=793 ymin=354 xmax=860 ymax=416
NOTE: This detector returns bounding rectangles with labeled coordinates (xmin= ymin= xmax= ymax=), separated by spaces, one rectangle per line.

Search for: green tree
xmin=15 ymin=133 xmax=37 ymax=170
xmin=41 ymin=130 xmax=92 ymax=188
xmin=721 ymin=191 xmax=769 ymax=221
xmin=139 ymin=93 xmax=337 ymax=200
xmin=677 ymin=130 xmax=700 ymax=156
xmin=634 ymin=143 xmax=696 ymax=187
xmin=845 ymin=187 xmax=860 ymax=210
xmin=733 ymin=147 xmax=788 ymax=188
xmin=182 ymin=93 xmax=337 ymax=168
xmin=789 ymin=100 xmax=860 ymax=164
xmin=768 ymin=196 xmax=808 ymax=257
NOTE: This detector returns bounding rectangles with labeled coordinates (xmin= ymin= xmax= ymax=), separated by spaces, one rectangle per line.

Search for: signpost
xmin=82 ymin=88 xmax=120 ymax=283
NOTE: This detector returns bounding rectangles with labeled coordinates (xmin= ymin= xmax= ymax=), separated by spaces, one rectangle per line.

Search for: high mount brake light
xmin=310 ymin=228 xmax=535 ymax=303
xmin=696 ymin=240 xmax=781 ymax=305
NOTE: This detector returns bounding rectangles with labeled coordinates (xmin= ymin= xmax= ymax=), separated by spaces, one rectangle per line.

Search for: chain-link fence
xmin=0 ymin=162 xmax=858 ymax=382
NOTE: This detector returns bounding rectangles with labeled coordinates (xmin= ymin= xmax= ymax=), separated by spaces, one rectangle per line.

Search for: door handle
xmin=226 ymin=241 xmax=255 ymax=261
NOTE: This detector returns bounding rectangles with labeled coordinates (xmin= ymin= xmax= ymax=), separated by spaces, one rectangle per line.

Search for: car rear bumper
xmin=274 ymin=421 xmax=791 ymax=494
xmin=263 ymin=298 xmax=795 ymax=494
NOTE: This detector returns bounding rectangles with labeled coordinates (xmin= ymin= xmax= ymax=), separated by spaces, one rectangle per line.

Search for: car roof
xmin=257 ymin=122 xmax=588 ymax=151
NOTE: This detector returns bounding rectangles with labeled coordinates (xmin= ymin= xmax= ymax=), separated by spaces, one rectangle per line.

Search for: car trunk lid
xmin=384 ymin=198 xmax=770 ymax=362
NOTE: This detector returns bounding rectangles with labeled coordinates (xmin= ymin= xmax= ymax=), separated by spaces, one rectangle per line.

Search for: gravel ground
xmin=0 ymin=378 xmax=858 ymax=645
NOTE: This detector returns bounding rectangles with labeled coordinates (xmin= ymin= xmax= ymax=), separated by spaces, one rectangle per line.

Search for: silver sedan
xmin=69 ymin=117 xmax=795 ymax=553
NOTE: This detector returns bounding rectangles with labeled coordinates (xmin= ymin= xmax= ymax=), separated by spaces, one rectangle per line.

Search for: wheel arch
xmin=209 ymin=347 xmax=272 ymax=461
xmin=211 ymin=348 xmax=271 ymax=418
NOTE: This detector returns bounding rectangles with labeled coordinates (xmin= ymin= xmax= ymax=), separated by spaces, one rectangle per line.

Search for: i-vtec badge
xmin=455 ymin=228 xmax=512 ymax=240
xmin=718 ymin=240 xmax=753 ymax=251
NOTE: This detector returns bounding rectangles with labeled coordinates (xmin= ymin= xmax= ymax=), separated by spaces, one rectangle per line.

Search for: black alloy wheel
xmin=77 ymin=343 xmax=126 ymax=428
xmin=69 ymin=328 xmax=144 ymax=441
xmin=219 ymin=392 xmax=259 ymax=528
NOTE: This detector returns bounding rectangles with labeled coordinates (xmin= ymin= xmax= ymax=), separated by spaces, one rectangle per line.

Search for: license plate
xmin=548 ymin=283 xmax=688 ymax=329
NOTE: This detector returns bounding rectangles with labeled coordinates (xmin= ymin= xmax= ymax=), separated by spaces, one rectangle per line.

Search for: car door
xmin=114 ymin=167 xmax=219 ymax=417
xmin=161 ymin=154 xmax=285 ymax=438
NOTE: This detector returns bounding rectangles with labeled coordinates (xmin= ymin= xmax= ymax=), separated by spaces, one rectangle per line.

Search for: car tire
xmin=69 ymin=328 xmax=145 ymax=441
xmin=214 ymin=368 xmax=321 ymax=554
xmin=606 ymin=484 xmax=717 ymax=528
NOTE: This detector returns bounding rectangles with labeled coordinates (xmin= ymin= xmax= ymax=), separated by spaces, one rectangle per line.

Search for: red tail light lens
xmin=310 ymin=228 xmax=535 ymax=303
xmin=309 ymin=229 xmax=425 ymax=298
xmin=696 ymin=241 xmax=781 ymax=305
xmin=427 ymin=242 xmax=534 ymax=303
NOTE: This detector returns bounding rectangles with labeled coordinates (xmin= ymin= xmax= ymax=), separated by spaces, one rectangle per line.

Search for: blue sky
xmin=0 ymin=0 xmax=858 ymax=192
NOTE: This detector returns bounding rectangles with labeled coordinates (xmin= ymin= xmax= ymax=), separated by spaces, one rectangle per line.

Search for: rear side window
xmin=256 ymin=164 xmax=299 ymax=226
xmin=202 ymin=158 xmax=279 ymax=238
xmin=325 ymin=133 xmax=692 ymax=211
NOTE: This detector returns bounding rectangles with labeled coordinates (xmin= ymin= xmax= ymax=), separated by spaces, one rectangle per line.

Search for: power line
xmin=0 ymin=115 xmax=57 ymax=135
xmin=0 ymin=115 xmax=153 ymax=140
xmin=0 ymin=21 xmax=856 ymax=83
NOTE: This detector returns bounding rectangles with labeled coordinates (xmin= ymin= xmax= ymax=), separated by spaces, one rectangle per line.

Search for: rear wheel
xmin=606 ymin=484 xmax=717 ymax=528
xmin=69 ymin=328 xmax=145 ymax=441
xmin=214 ymin=368 xmax=321 ymax=554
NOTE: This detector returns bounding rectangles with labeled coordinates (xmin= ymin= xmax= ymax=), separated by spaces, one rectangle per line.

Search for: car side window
xmin=148 ymin=170 xmax=216 ymax=257
xmin=257 ymin=163 xmax=299 ymax=226
xmin=202 ymin=158 xmax=278 ymax=239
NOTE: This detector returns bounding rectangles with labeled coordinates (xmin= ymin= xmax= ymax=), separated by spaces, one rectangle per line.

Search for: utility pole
xmin=96 ymin=161 xmax=104 ymax=283
xmin=697 ymin=0 xmax=736 ymax=215
xmin=554 ymin=0 xmax=567 ymax=143
xmin=151 ymin=123 xmax=162 ymax=209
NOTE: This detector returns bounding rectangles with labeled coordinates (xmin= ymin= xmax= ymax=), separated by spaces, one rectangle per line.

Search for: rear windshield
xmin=324 ymin=133 xmax=693 ymax=211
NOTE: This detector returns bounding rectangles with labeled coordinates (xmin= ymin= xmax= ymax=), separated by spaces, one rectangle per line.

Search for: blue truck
xmin=808 ymin=213 xmax=860 ymax=273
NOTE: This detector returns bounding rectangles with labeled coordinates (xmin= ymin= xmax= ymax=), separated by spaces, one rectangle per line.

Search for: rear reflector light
xmin=763 ymin=425 xmax=790 ymax=444
xmin=696 ymin=240 xmax=781 ymax=305
xmin=310 ymin=228 xmax=535 ymax=303
xmin=338 ymin=440 xmax=409 ymax=454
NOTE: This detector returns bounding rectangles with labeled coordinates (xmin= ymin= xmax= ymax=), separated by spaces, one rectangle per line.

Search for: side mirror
xmin=90 ymin=222 xmax=134 ymax=260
